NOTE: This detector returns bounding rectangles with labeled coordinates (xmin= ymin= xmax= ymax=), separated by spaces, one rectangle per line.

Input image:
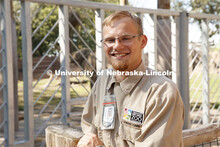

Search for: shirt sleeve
xmin=81 ymin=79 xmax=98 ymax=135
xmin=135 ymin=82 xmax=184 ymax=147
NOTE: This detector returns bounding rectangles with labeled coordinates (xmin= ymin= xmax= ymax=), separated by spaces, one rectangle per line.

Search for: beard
xmin=111 ymin=62 xmax=128 ymax=71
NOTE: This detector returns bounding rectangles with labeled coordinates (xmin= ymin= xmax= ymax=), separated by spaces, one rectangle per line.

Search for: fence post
xmin=179 ymin=12 xmax=190 ymax=129
xmin=171 ymin=16 xmax=179 ymax=85
xmin=59 ymin=5 xmax=70 ymax=124
xmin=95 ymin=9 xmax=105 ymax=72
xmin=148 ymin=14 xmax=157 ymax=70
xmin=21 ymin=0 xmax=34 ymax=145
xmin=0 ymin=0 xmax=3 ymax=133
xmin=1 ymin=0 xmax=15 ymax=146
xmin=201 ymin=19 xmax=209 ymax=124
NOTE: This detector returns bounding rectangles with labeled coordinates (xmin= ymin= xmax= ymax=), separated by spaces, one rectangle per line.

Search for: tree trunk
xmin=120 ymin=0 xmax=128 ymax=5
xmin=46 ymin=125 xmax=84 ymax=147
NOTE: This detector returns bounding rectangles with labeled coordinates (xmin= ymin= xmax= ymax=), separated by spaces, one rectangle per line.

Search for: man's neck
xmin=115 ymin=74 xmax=126 ymax=82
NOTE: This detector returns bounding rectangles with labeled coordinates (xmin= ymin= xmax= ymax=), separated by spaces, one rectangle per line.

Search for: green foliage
xmin=13 ymin=2 xmax=59 ymax=58
xmin=31 ymin=4 xmax=59 ymax=57
xmin=69 ymin=8 xmax=96 ymax=52
xmin=13 ymin=0 xmax=119 ymax=58
xmin=171 ymin=0 xmax=220 ymax=15
xmin=171 ymin=0 xmax=219 ymax=38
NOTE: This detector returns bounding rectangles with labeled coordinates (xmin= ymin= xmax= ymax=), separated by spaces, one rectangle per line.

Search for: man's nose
xmin=113 ymin=38 xmax=122 ymax=48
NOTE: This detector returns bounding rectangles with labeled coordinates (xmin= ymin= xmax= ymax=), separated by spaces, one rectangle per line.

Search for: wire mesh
xmin=188 ymin=16 xmax=220 ymax=128
xmin=191 ymin=137 xmax=220 ymax=147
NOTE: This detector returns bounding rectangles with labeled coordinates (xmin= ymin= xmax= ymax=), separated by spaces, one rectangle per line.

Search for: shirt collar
xmin=106 ymin=61 xmax=146 ymax=95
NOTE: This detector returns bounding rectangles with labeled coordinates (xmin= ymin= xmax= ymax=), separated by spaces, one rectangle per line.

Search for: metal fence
xmin=0 ymin=0 xmax=219 ymax=146
xmin=188 ymin=14 xmax=220 ymax=128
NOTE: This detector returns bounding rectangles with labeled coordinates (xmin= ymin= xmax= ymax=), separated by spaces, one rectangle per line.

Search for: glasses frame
xmin=100 ymin=34 xmax=143 ymax=47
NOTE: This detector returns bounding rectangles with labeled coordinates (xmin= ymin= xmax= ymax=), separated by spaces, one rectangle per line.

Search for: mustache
xmin=110 ymin=49 xmax=116 ymax=54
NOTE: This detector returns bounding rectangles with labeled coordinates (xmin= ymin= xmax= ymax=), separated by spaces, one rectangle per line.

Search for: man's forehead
xmin=105 ymin=17 xmax=133 ymax=27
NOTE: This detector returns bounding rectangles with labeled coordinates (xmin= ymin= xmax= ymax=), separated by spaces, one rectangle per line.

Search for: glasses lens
xmin=120 ymin=35 xmax=133 ymax=42
xmin=102 ymin=34 xmax=140 ymax=47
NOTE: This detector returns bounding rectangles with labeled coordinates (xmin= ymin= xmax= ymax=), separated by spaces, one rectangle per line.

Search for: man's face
xmin=103 ymin=17 xmax=147 ymax=71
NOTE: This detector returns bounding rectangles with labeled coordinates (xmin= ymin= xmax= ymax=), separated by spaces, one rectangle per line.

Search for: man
xmin=77 ymin=11 xmax=184 ymax=147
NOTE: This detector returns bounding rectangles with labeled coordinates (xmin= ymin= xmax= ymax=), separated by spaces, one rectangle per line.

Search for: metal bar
xmin=148 ymin=14 xmax=157 ymax=69
xmin=36 ymin=85 xmax=61 ymax=119
xmin=69 ymin=39 xmax=97 ymax=72
xmin=72 ymin=76 xmax=90 ymax=94
xmin=69 ymin=53 xmax=95 ymax=85
xmin=31 ymin=4 xmax=43 ymax=20
xmin=161 ymin=16 xmax=173 ymax=36
xmin=189 ymin=53 xmax=199 ymax=69
xmin=0 ymin=48 xmax=4 ymax=54
xmin=21 ymin=0 xmax=34 ymax=145
xmin=156 ymin=25 xmax=172 ymax=63
xmin=189 ymin=59 xmax=202 ymax=79
xmin=209 ymin=75 xmax=220 ymax=109
xmin=136 ymin=13 xmax=146 ymax=65
xmin=70 ymin=8 xmax=96 ymax=44
xmin=0 ymin=120 xmax=5 ymax=129
xmin=178 ymin=12 xmax=190 ymax=129
xmin=32 ymin=6 xmax=57 ymax=37
xmin=32 ymin=36 xmax=59 ymax=71
xmin=190 ymin=78 xmax=202 ymax=104
xmin=0 ymin=101 xmax=5 ymax=110
xmin=69 ymin=21 xmax=97 ymax=58
xmin=33 ymin=52 xmax=60 ymax=88
xmin=2 ymin=0 xmax=15 ymax=146
xmin=156 ymin=17 xmax=172 ymax=49
xmin=0 ymin=65 xmax=4 ymax=73
xmin=95 ymin=9 xmax=105 ymax=72
xmin=190 ymin=82 xmax=202 ymax=112
xmin=35 ymin=99 xmax=63 ymax=138
xmin=59 ymin=5 xmax=70 ymax=123
xmin=210 ymin=83 xmax=220 ymax=123
xmin=189 ymin=13 xmax=220 ymax=20
xmin=192 ymin=102 xmax=203 ymax=124
xmin=201 ymin=19 xmax=210 ymax=125
xmin=70 ymin=86 xmax=81 ymax=98
xmin=25 ymin=0 xmax=181 ymax=16
xmin=0 ymin=84 xmax=4 ymax=93
xmin=83 ymin=9 xmax=96 ymax=29
xmin=171 ymin=16 xmax=179 ymax=84
xmin=156 ymin=45 xmax=172 ymax=69
xmin=32 ymin=19 xmax=59 ymax=54
xmin=14 ymin=141 xmax=31 ymax=147
xmin=34 ymin=67 xmax=59 ymax=105
xmin=190 ymin=70 xmax=202 ymax=91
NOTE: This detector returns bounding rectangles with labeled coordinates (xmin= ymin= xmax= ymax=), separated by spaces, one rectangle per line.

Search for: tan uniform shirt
xmin=81 ymin=62 xmax=184 ymax=147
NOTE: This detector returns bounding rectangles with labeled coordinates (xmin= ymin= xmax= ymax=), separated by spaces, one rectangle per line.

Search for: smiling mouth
xmin=110 ymin=51 xmax=129 ymax=57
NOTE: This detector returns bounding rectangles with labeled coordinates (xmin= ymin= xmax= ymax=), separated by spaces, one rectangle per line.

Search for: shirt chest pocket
xmin=118 ymin=121 xmax=142 ymax=143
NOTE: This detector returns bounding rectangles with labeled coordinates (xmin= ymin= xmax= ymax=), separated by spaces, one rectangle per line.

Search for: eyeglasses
xmin=100 ymin=34 xmax=143 ymax=47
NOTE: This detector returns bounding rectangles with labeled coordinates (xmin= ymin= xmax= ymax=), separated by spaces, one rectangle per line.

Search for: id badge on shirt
xmin=101 ymin=95 xmax=116 ymax=130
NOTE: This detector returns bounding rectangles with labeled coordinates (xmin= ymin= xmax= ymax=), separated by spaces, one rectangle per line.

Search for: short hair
xmin=102 ymin=11 xmax=143 ymax=34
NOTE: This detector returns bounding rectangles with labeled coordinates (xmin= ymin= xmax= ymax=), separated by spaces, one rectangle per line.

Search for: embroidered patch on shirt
xmin=123 ymin=108 xmax=143 ymax=124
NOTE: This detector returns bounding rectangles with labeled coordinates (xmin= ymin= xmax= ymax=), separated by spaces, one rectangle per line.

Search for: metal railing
xmin=0 ymin=0 xmax=219 ymax=146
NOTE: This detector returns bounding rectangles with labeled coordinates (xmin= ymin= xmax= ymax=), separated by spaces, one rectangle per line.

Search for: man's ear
xmin=141 ymin=35 xmax=148 ymax=49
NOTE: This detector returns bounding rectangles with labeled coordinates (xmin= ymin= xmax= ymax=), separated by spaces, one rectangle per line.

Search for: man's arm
xmin=78 ymin=79 xmax=104 ymax=146
xmin=135 ymin=82 xmax=184 ymax=147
